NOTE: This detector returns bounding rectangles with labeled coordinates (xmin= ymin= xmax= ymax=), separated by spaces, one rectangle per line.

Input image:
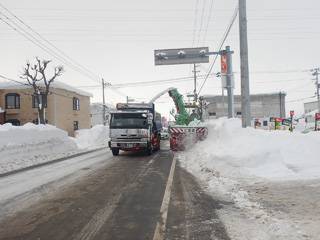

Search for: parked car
xmin=161 ymin=128 xmax=169 ymax=139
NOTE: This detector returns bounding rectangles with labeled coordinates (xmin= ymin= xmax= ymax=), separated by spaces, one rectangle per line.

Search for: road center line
xmin=153 ymin=153 xmax=177 ymax=240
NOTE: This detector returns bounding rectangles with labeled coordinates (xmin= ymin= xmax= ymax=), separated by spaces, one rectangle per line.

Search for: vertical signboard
xmin=315 ymin=113 xmax=320 ymax=131
xmin=220 ymin=54 xmax=234 ymax=89
xmin=290 ymin=110 xmax=294 ymax=132
xmin=269 ymin=117 xmax=275 ymax=130
xmin=220 ymin=55 xmax=227 ymax=89
xmin=282 ymin=119 xmax=291 ymax=130
xmin=275 ymin=117 xmax=282 ymax=130
xmin=254 ymin=118 xmax=259 ymax=129
xmin=221 ymin=55 xmax=227 ymax=73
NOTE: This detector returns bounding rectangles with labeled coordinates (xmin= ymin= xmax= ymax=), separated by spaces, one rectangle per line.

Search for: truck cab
xmin=108 ymin=103 xmax=161 ymax=156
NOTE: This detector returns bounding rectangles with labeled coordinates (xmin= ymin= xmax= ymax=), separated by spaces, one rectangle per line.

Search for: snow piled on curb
xmin=178 ymin=117 xmax=320 ymax=240
xmin=180 ymin=117 xmax=320 ymax=181
xmin=0 ymin=123 xmax=109 ymax=174
xmin=74 ymin=124 xmax=109 ymax=149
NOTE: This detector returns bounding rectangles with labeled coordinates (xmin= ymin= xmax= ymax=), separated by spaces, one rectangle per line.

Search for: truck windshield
xmin=110 ymin=113 xmax=148 ymax=129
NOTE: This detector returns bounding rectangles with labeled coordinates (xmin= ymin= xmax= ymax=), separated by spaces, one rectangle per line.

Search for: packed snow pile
xmin=178 ymin=118 xmax=320 ymax=239
xmin=74 ymin=124 xmax=109 ymax=149
xmin=0 ymin=123 xmax=78 ymax=173
xmin=0 ymin=123 xmax=109 ymax=174
xmin=180 ymin=117 xmax=320 ymax=181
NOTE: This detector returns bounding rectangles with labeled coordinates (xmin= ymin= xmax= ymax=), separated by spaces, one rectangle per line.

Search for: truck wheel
xmin=147 ymin=148 xmax=152 ymax=156
xmin=112 ymin=149 xmax=119 ymax=156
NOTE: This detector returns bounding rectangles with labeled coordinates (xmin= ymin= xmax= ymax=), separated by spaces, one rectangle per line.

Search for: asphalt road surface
xmin=0 ymin=142 xmax=230 ymax=240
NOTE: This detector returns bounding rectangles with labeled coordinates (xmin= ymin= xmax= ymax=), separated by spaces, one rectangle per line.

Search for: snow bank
xmin=180 ymin=117 xmax=320 ymax=181
xmin=74 ymin=124 xmax=109 ymax=149
xmin=0 ymin=123 xmax=110 ymax=174
xmin=178 ymin=118 xmax=320 ymax=239
xmin=0 ymin=123 xmax=78 ymax=174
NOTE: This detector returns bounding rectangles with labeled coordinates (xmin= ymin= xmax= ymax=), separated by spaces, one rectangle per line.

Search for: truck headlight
xmin=141 ymin=138 xmax=147 ymax=141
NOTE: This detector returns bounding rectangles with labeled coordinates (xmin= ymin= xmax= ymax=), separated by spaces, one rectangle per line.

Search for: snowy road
xmin=0 ymin=142 xmax=229 ymax=240
xmin=0 ymin=149 xmax=114 ymax=219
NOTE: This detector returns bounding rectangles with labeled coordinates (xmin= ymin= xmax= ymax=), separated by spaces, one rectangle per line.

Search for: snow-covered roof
xmin=51 ymin=81 xmax=93 ymax=97
xmin=0 ymin=80 xmax=93 ymax=97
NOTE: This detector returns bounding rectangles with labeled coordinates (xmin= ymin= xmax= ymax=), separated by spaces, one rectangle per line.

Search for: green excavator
xmin=150 ymin=87 xmax=208 ymax=151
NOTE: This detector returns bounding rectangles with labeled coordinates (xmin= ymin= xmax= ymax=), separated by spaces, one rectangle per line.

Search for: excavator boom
xmin=150 ymin=87 xmax=208 ymax=151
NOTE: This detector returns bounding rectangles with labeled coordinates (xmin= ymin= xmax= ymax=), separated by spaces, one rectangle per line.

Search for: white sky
xmin=0 ymin=0 xmax=320 ymax=119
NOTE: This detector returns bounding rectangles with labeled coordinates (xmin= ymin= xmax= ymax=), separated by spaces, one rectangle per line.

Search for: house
xmin=0 ymin=81 xmax=92 ymax=136
xmin=90 ymin=102 xmax=116 ymax=127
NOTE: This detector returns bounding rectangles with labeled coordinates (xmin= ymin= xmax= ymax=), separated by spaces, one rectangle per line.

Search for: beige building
xmin=0 ymin=81 xmax=92 ymax=136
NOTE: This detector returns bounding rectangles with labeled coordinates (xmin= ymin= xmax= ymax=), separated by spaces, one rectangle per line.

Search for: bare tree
xmin=21 ymin=57 xmax=64 ymax=124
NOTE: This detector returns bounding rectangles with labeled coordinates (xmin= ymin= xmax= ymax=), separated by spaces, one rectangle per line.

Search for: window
xmin=73 ymin=97 xmax=79 ymax=110
xmin=236 ymin=111 xmax=242 ymax=116
xmin=5 ymin=93 xmax=20 ymax=109
xmin=263 ymin=121 xmax=268 ymax=127
xmin=110 ymin=113 xmax=148 ymax=129
xmin=6 ymin=119 xmax=20 ymax=126
xmin=209 ymin=112 xmax=216 ymax=116
xmin=32 ymin=94 xmax=47 ymax=108
xmin=74 ymin=121 xmax=79 ymax=131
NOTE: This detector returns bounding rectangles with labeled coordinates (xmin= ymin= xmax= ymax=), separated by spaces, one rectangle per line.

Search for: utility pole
xmin=226 ymin=46 xmax=234 ymax=118
xmin=311 ymin=68 xmax=320 ymax=112
xmin=193 ymin=64 xmax=200 ymax=102
xmin=102 ymin=78 xmax=106 ymax=126
xmin=239 ymin=0 xmax=251 ymax=127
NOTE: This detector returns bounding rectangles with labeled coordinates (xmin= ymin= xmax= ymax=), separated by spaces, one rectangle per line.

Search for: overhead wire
xmin=0 ymin=4 xmax=126 ymax=98
xmin=202 ymin=0 xmax=214 ymax=46
xmin=192 ymin=0 xmax=199 ymax=47
xmin=286 ymin=96 xmax=316 ymax=103
xmin=0 ymin=4 xmax=102 ymax=83
xmin=0 ymin=10 xmax=101 ymax=85
xmin=197 ymin=0 xmax=206 ymax=46
xmin=0 ymin=74 xmax=92 ymax=104
xmin=197 ymin=4 xmax=239 ymax=95
xmin=0 ymin=74 xmax=30 ymax=86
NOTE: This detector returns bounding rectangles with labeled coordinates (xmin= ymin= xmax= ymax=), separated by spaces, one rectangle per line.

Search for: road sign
xmin=221 ymin=55 xmax=227 ymax=73
xmin=154 ymin=47 xmax=210 ymax=66
xmin=290 ymin=110 xmax=294 ymax=116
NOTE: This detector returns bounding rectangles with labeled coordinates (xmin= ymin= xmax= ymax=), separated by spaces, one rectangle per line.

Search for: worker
xmin=190 ymin=109 xmax=198 ymax=118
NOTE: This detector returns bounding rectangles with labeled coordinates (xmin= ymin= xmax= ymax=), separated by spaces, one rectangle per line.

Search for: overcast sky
xmin=1 ymin=0 xmax=320 ymax=119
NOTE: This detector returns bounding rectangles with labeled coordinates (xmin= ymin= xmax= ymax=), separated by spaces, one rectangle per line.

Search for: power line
xmin=202 ymin=0 xmax=214 ymax=46
xmin=0 ymin=4 xmax=102 ymax=81
xmin=0 ymin=4 xmax=126 ymax=98
xmin=198 ymin=4 xmax=239 ymax=95
xmin=192 ymin=0 xmax=199 ymax=46
xmin=286 ymin=96 xmax=315 ymax=103
xmin=197 ymin=0 xmax=206 ymax=46
xmin=0 ymin=74 xmax=30 ymax=86
xmin=0 ymin=5 xmax=102 ymax=85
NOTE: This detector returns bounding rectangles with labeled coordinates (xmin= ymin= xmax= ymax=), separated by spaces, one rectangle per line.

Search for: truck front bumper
xmin=109 ymin=141 xmax=151 ymax=149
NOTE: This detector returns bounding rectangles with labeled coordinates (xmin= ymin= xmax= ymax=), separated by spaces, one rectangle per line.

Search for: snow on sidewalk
xmin=178 ymin=118 xmax=320 ymax=240
xmin=0 ymin=123 xmax=109 ymax=174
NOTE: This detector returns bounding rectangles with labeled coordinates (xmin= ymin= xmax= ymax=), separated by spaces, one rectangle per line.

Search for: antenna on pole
xmin=311 ymin=68 xmax=320 ymax=112
xmin=102 ymin=78 xmax=106 ymax=126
